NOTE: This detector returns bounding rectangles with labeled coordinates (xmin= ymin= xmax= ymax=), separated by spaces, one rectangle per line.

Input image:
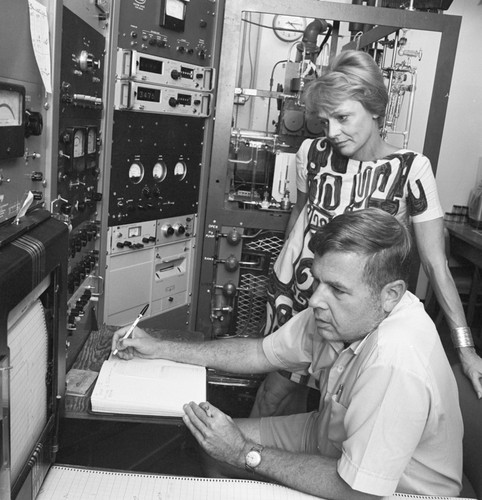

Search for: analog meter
xmin=87 ymin=127 xmax=98 ymax=155
xmin=60 ymin=126 xmax=87 ymax=171
xmin=128 ymin=162 xmax=144 ymax=184
xmin=73 ymin=129 xmax=85 ymax=158
xmin=153 ymin=161 xmax=167 ymax=182
xmin=160 ymin=0 xmax=186 ymax=31
xmin=0 ymin=82 xmax=25 ymax=159
xmin=174 ymin=160 xmax=187 ymax=181
xmin=86 ymin=126 xmax=100 ymax=171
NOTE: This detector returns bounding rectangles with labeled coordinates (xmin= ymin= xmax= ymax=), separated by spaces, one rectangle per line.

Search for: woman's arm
xmin=413 ymin=217 xmax=482 ymax=398
xmin=285 ymin=189 xmax=308 ymax=238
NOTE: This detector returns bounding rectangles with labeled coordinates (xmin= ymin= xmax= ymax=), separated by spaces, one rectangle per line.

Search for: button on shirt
xmin=262 ymin=291 xmax=463 ymax=497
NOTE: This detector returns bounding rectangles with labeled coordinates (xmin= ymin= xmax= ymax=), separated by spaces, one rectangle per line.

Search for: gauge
xmin=165 ymin=0 xmax=185 ymax=20
xmin=128 ymin=226 xmax=141 ymax=238
xmin=153 ymin=161 xmax=167 ymax=182
xmin=73 ymin=129 xmax=85 ymax=158
xmin=0 ymin=82 xmax=25 ymax=159
xmin=0 ymin=88 xmax=23 ymax=126
xmin=174 ymin=160 xmax=187 ymax=181
xmin=87 ymin=127 xmax=97 ymax=155
xmin=128 ymin=162 xmax=144 ymax=184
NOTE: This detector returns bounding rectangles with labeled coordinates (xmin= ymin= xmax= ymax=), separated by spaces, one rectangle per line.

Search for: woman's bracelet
xmin=450 ymin=326 xmax=475 ymax=349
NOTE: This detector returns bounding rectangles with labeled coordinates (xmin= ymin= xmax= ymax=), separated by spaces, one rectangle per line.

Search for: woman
xmin=251 ymin=49 xmax=482 ymax=418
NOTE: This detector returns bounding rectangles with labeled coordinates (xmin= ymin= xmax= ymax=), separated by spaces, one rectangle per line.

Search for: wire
xmin=242 ymin=16 xmax=305 ymax=35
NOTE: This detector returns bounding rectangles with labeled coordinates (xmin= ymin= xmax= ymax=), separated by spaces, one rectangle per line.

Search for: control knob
xmin=173 ymin=223 xmax=185 ymax=235
xmin=161 ymin=224 xmax=175 ymax=236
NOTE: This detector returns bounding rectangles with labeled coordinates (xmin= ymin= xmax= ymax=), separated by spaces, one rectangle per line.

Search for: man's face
xmin=309 ymin=250 xmax=387 ymax=343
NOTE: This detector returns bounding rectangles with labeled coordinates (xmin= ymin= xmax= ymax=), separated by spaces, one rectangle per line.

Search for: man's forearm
xmin=240 ymin=445 xmax=380 ymax=500
xmin=153 ymin=336 xmax=275 ymax=374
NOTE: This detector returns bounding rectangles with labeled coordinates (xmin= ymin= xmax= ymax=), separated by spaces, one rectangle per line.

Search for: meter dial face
xmin=166 ymin=0 xmax=185 ymax=20
xmin=128 ymin=162 xmax=144 ymax=184
xmin=174 ymin=161 xmax=187 ymax=181
xmin=73 ymin=129 xmax=85 ymax=158
xmin=87 ymin=127 xmax=97 ymax=155
xmin=153 ymin=161 xmax=167 ymax=182
xmin=0 ymin=88 xmax=23 ymax=126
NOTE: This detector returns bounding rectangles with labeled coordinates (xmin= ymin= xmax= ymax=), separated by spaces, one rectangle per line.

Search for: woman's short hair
xmin=303 ymin=50 xmax=388 ymax=126
xmin=308 ymin=208 xmax=412 ymax=293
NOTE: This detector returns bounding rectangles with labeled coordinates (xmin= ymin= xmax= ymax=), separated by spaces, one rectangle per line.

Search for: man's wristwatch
xmin=245 ymin=444 xmax=264 ymax=472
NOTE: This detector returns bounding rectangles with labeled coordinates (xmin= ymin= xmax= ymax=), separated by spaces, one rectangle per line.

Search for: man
xmin=112 ymin=208 xmax=463 ymax=499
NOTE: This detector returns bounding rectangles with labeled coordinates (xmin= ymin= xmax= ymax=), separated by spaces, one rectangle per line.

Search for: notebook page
xmin=91 ymin=355 xmax=207 ymax=416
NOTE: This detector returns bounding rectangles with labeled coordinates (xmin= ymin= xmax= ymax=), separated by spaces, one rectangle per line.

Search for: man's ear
xmin=380 ymin=279 xmax=406 ymax=313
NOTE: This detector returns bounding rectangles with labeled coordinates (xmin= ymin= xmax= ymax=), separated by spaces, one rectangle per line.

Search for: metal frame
xmin=194 ymin=0 xmax=461 ymax=334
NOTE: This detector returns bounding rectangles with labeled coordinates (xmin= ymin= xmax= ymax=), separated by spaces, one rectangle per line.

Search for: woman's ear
xmin=380 ymin=279 xmax=407 ymax=313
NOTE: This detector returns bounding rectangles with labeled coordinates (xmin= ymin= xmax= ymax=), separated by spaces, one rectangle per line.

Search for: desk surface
xmin=445 ymin=221 xmax=482 ymax=250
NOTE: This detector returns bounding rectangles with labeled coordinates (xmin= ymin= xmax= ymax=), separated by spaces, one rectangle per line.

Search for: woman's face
xmin=317 ymin=99 xmax=381 ymax=161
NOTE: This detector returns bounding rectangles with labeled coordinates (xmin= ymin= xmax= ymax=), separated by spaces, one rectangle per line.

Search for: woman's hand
xmin=459 ymin=347 xmax=482 ymax=399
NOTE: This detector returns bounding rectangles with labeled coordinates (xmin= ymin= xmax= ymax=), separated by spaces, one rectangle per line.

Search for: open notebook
xmin=37 ymin=466 xmax=474 ymax=500
xmin=90 ymin=354 xmax=206 ymax=417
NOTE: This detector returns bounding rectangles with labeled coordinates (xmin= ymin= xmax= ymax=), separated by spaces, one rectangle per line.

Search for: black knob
xmin=60 ymin=202 xmax=72 ymax=214
xmin=223 ymin=282 xmax=237 ymax=297
xmin=25 ymin=110 xmax=43 ymax=137
xmin=227 ymin=228 xmax=242 ymax=246
xmin=224 ymin=255 xmax=239 ymax=272
xmin=171 ymin=69 xmax=181 ymax=80
xmin=169 ymin=97 xmax=178 ymax=107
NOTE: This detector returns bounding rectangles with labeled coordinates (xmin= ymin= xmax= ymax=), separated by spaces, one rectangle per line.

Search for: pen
xmin=335 ymin=384 xmax=344 ymax=402
xmin=112 ymin=304 xmax=149 ymax=355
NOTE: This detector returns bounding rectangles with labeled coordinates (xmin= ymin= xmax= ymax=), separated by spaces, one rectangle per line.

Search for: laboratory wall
xmin=437 ymin=0 xmax=482 ymax=212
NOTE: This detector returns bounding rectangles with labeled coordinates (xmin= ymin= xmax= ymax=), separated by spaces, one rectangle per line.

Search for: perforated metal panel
xmin=235 ymin=231 xmax=284 ymax=337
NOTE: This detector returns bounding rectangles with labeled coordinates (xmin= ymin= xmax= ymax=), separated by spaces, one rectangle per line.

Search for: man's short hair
xmin=308 ymin=208 xmax=412 ymax=292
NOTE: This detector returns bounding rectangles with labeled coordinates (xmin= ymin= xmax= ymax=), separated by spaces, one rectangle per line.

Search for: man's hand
xmin=182 ymin=401 xmax=248 ymax=468
xmin=111 ymin=326 xmax=160 ymax=359
xmin=459 ymin=347 xmax=482 ymax=399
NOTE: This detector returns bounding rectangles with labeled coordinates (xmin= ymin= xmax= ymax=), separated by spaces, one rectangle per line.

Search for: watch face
xmin=246 ymin=449 xmax=262 ymax=468
xmin=272 ymin=15 xmax=307 ymax=42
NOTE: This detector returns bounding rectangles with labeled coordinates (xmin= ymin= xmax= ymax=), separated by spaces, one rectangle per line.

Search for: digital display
xmin=137 ymin=87 xmax=161 ymax=102
xmin=139 ymin=57 xmax=163 ymax=75
xmin=177 ymin=93 xmax=192 ymax=105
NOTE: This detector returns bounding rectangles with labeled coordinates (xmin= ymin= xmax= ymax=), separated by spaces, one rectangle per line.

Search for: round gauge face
xmin=128 ymin=162 xmax=144 ymax=184
xmin=87 ymin=128 xmax=97 ymax=155
xmin=272 ymin=15 xmax=307 ymax=42
xmin=73 ymin=129 xmax=85 ymax=158
xmin=173 ymin=161 xmax=187 ymax=181
xmin=153 ymin=161 xmax=167 ymax=182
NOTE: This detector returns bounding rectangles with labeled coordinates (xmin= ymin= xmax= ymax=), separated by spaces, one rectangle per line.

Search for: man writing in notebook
xmin=112 ymin=208 xmax=463 ymax=500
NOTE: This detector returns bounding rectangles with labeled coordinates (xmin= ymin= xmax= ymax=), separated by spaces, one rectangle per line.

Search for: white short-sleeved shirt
xmin=262 ymin=292 xmax=463 ymax=497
